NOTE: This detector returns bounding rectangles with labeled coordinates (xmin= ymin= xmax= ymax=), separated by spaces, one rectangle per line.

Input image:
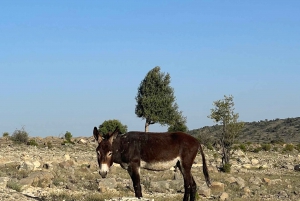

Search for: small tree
xmin=98 ymin=119 xmax=127 ymax=138
xmin=135 ymin=66 xmax=184 ymax=132
xmin=208 ymin=95 xmax=244 ymax=172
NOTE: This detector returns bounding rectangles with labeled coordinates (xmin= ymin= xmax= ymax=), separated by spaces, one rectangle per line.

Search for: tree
xmin=135 ymin=66 xmax=184 ymax=132
xmin=98 ymin=119 xmax=127 ymax=138
xmin=208 ymin=95 xmax=244 ymax=172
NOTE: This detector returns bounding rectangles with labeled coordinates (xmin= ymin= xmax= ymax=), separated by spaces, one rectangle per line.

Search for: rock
xmin=263 ymin=178 xmax=271 ymax=185
xmin=282 ymin=164 xmax=294 ymax=170
xmin=64 ymin=154 xmax=70 ymax=161
xmin=211 ymin=182 xmax=224 ymax=193
xmin=294 ymin=164 xmax=300 ymax=171
xmin=251 ymin=159 xmax=259 ymax=165
xmin=78 ymin=139 xmax=87 ymax=144
xmin=242 ymin=164 xmax=252 ymax=169
xmin=59 ymin=160 xmax=75 ymax=169
xmin=219 ymin=192 xmax=229 ymax=200
xmin=234 ymin=149 xmax=245 ymax=157
xmin=19 ymin=171 xmax=54 ymax=189
xmin=249 ymin=176 xmax=262 ymax=185
xmin=198 ymin=186 xmax=211 ymax=197
xmin=18 ymin=161 xmax=34 ymax=171
xmin=235 ymin=177 xmax=245 ymax=189
xmin=243 ymin=186 xmax=251 ymax=194
xmin=32 ymin=161 xmax=41 ymax=170
xmin=0 ymin=177 xmax=10 ymax=188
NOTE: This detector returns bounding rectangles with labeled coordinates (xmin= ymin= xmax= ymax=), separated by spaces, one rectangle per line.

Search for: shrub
xmin=207 ymin=143 xmax=214 ymax=151
xmin=64 ymin=131 xmax=72 ymax=142
xmin=10 ymin=127 xmax=29 ymax=144
xmin=2 ymin=132 xmax=9 ymax=138
xmin=262 ymin=144 xmax=271 ymax=151
xmin=28 ymin=139 xmax=38 ymax=146
xmin=239 ymin=144 xmax=247 ymax=152
xmin=6 ymin=180 xmax=22 ymax=192
xmin=253 ymin=147 xmax=262 ymax=153
xmin=222 ymin=163 xmax=232 ymax=173
xmin=283 ymin=144 xmax=294 ymax=152
xmin=46 ymin=192 xmax=78 ymax=201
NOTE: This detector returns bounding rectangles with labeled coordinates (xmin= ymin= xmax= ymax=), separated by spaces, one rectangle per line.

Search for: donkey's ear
xmin=108 ymin=126 xmax=120 ymax=144
xmin=93 ymin=127 xmax=102 ymax=144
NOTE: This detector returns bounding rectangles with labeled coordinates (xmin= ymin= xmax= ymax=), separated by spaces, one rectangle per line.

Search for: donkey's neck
xmin=111 ymin=137 xmax=123 ymax=164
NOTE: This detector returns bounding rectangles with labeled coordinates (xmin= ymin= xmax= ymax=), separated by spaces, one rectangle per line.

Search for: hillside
xmin=0 ymin=134 xmax=300 ymax=201
xmin=188 ymin=117 xmax=300 ymax=144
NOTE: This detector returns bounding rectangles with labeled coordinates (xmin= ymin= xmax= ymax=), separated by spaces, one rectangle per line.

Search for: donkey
xmin=93 ymin=127 xmax=211 ymax=201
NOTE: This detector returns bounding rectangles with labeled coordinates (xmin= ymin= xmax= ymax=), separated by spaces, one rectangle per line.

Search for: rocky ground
xmin=0 ymin=137 xmax=300 ymax=201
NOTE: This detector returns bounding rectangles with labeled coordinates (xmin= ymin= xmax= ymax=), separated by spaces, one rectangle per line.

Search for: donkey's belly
xmin=140 ymin=157 xmax=180 ymax=171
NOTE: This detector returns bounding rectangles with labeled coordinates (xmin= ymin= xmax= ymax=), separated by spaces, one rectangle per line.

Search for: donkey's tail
xmin=199 ymin=143 xmax=211 ymax=187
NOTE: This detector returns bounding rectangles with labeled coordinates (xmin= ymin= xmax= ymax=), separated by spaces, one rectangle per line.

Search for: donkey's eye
xmin=107 ymin=152 xmax=112 ymax=156
xmin=97 ymin=151 xmax=101 ymax=155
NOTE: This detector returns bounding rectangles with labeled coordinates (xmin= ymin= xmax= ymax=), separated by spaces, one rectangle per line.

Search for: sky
xmin=1 ymin=1 xmax=299 ymax=137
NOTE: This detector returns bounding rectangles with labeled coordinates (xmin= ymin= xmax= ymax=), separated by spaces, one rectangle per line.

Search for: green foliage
xmin=206 ymin=143 xmax=214 ymax=150
xmin=99 ymin=119 xmax=128 ymax=137
xmin=253 ymin=147 xmax=262 ymax=153
xmin=64 ymin=131 xmax=72 ymax=142
xmin=10 ymin=127 xmax=29 ymax=144
xmin=2 ymin=132 xmax=9 ymax=138
xmin=283 ymin=144 xmax=294 ymax=152
xmin=239 ymin=144 xmax=247 ymax=152
xmin=221 ymin=163 xmax=232 ymax=173
xmin=262 ymin=144 xmax=271 ymax=151
xmin=135 ymin=66 xmax=184 ymax=132
xmin=28 ymin=139 xmax=38 ymax=146
xmin=167 ymin=116 xmax=188 ymax=132
xmin=6 ymin=180 xmax=22 ymax=192
xmin=46 ymin=192 xmax=78 ymax=201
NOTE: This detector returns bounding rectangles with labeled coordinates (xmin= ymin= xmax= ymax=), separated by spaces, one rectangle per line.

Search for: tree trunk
xmin=145 ymin=121 xmax=149 ymax=132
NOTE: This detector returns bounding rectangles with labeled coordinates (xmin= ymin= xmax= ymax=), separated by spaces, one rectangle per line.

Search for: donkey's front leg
xmin=127 ymin=164 xmax=142 ymax=198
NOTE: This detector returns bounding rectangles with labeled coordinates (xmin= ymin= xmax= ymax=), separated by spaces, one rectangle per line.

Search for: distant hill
xmin=188 ymin=117 xmax=300 ymax=144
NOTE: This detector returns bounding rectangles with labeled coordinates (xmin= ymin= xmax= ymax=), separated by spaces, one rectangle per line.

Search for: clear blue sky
xmin=1 ymin=1 xmax=299 ymax=137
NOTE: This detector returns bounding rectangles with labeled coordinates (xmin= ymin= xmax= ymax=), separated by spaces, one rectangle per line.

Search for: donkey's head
xmin=93 ymin=126 xmax=119 ymax=178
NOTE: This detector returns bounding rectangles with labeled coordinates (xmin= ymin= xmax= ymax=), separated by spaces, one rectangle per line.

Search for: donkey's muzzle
xmin=99 ymin=171 xmax=107 ymax=178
